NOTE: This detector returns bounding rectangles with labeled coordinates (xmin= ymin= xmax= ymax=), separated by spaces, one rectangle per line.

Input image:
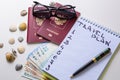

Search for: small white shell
xmin=8 ymin=38 xmax=15 ymax=45
xmin=17 ymin=45 xmax=25 ymax=54
xmin=9 ymin=25 xmax=17 ymax=32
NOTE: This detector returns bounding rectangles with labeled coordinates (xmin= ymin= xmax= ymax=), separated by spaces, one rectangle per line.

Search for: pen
xmin=70 ymin=48 xmax=111 ymax=78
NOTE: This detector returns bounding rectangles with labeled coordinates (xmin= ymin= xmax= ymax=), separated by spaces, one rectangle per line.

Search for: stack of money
xmin=22 ymin=43 xmax=58 ymax=80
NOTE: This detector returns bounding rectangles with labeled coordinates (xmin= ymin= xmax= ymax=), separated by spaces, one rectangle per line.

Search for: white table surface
xmin=0 ymin=0 xmax=120 ymax=80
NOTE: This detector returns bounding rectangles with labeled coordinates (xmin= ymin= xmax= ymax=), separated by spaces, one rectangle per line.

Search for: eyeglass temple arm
xmin=62 ymin=5 xmax=76 ymax=9
xmin=33 ymin=1 xmax=48 ymax=7
xmin=33 ymin=1 xmax=39 ymax=4
xmin=33 ymin=1 xmax=57 ymax=10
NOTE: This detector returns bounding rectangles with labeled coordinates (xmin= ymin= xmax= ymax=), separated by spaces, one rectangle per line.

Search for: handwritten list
xmin=43 ymin=17 xmax=120 ymax=80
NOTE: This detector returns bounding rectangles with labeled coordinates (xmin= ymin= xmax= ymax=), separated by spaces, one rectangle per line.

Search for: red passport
xmin=27 ymin=7 xmax=49 ymax=43
xmin=37 ymin=3 xmax=80 ymax=45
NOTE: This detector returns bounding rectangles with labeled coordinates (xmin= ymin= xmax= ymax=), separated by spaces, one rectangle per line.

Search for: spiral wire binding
xmin=80 ymin=17 xmax=120 ymax=38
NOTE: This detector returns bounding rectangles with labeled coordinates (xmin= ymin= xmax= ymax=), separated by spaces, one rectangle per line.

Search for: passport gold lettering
xmin=47 ymin=28 xmax=59 ymax=35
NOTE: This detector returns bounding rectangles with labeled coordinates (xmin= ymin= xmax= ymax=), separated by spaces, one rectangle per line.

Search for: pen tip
xmin=70 ymin=75 xmax=73 ymax=78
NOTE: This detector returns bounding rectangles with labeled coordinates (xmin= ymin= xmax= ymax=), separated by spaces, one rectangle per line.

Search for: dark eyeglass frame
xmin=32 ymin=1 xmax=77 ymax=20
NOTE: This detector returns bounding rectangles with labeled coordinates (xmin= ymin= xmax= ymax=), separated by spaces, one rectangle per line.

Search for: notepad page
xmin=43 ymin=17 xmax=120 ymax=80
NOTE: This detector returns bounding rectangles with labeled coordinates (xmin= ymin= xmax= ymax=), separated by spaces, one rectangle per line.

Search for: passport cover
xmin=37 ymin=3 xmax=80 ymax=45
xmin=27 ymin=7 xmax=49 ymax=43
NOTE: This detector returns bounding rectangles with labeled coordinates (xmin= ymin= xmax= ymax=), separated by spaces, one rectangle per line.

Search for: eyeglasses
xmin=32 ymin=1 xmax=77 ymax=20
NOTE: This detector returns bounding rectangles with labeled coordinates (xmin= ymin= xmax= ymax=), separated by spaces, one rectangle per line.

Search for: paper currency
xmin=22 ymin=42 xmax=58 ymax=80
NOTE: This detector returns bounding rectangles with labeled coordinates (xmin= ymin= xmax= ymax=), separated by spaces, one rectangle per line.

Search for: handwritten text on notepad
xmin=44 ymin=20 xmax=112 ymax=71
xmin=78 ymin=21 xmax=111 ymax=46
xmin=45 ymin=29 xmax=76 ymax=71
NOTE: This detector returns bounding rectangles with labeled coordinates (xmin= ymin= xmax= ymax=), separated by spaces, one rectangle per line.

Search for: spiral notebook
xmin=43 ymin=17 xmax=120 ymax=80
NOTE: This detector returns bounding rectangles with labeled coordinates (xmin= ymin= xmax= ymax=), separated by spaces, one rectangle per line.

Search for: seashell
xmin=17 ymin=45 xmax=25 ymax=54
xmin=19 ymin=22 xmax=27 ymax=31
xmin=18 ymin=36 xmax=24 ymax=42
xmin=0 ymin=43 xmax=4 ymax=48
xmin=12 ymin=48 xmax=17 ymax=57
xmin=9 ymin=25 xmax=17 ymax=32
xmin=49 ymin=2 xmax=55 ymax=7
xmin=20 ymin=10 xmax=27 ymax=16
xmin=8 ymin=38 xmax=15 ymax=45
xmin=6 ymin=52 xmax=15 ymax=62
xmin=15 ymin=64 xmax=23 ymax=71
